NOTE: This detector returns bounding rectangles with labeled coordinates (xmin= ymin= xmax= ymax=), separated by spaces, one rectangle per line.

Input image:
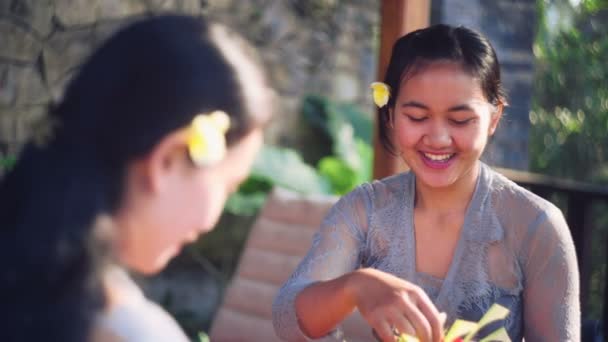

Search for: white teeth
xmin=423 ymin=153 xmax=453 ymax=161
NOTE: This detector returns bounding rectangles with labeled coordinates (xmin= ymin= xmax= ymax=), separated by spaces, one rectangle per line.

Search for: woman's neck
xmin=414 ymin=162 xmax=480 ymax=215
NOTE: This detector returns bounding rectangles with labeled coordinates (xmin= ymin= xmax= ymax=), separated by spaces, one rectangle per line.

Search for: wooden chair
xmin=209 ymin=187 xmax=373 ymax=341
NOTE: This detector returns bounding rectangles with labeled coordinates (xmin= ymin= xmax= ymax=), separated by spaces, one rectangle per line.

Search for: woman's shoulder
xmin=484 ymin=165 xmax=567 ymax=233
xmin=356 ymin=171 xmax=412 ymax=208
xmin=486 ymin=165 xmax=560 ymax=215
xmin=99 ymin=297 xmax=189 ymax=342
xmin=98 ymin=267 xmax=190 ymax=342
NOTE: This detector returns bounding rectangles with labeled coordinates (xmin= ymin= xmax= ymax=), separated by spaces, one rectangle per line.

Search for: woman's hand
xmin=346 ymin=268 xmax=446 ymax=342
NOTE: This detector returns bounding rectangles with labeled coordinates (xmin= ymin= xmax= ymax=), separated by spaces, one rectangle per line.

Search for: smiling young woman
xmin=273 ymin=24 xmax=579 ymax=342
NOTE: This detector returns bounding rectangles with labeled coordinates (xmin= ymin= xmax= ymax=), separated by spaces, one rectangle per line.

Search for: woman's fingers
xmin=373 ymin=319 xmax=397 ymax=342
xmin=401 ymin=299 xmax=432 ymax=342
xmin=411 ymin=289 xmax=445 ymax=342
xmin=389 ymin=310 xmax=416 ymax=337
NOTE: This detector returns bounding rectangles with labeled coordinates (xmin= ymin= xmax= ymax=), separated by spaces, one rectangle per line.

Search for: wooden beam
xmin=373 ymin=0 xmax=431 ymax=180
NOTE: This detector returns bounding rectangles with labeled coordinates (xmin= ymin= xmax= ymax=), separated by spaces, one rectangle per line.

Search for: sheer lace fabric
xmin=272 ymin=163 xmax=580 ymax=341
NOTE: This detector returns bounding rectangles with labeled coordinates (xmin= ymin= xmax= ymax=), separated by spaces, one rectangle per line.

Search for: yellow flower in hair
xmin=187 ymin=111 xmax=231 ymax=167
xmin=370 ymin=82 xmax=391 ymax=108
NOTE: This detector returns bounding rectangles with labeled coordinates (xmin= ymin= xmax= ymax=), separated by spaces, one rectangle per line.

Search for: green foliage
xmin=532 ymin=0 xmax=608 ymax=320
xmin=224 ymin=95 xmax=374 ymax=214
xmin=302 ymin=95 xmax=373 ymax=194
xmin=250 ymin=145 xmax=331 ymax=194
xmin=531 ymin=2 xmax=608 ymax=184
xmin=580 ymin=0 xmax=608 ymax=12
xmin=223 ymin=145 xmax=331 ymax=216
xmin=0 ymin=155 xmax=16 ymax=171
xmin=207 ymin=95 xmax=373 ymax=285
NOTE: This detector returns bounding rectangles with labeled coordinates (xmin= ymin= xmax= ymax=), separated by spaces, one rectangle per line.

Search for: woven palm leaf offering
xmin=395 ymin=303 xmax=511 ymax=342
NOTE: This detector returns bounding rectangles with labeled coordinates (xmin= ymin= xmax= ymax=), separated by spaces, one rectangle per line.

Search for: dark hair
xmin=0 ymin=15 xmax=269 ymax=341
xmin=378 ymin=24 xmax=507 ymax=154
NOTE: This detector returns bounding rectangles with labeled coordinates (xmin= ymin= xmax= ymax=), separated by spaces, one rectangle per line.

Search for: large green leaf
xmin=251 ymin=145 xmax=331 ymax=194
xmin=317 ymin=156 xmax=357 ymax=195
xmin=301 ymin=95 xmax=374 ymax=192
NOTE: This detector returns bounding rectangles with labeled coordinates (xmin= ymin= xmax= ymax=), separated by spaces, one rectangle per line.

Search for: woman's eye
xmin=450 ymin=118 xmax=474 ymax=125
xmin=406 ymin=115 xmax=427 ymax=122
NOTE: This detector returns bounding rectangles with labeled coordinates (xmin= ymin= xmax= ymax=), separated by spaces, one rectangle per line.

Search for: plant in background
xmin=302 ymin=94 xmax=373 ymax=195
xmin=532 ymin=0 xmax=608 ymax=320
xmin=532 ymin=0 xmax=608 ymax=183
xmin=224 ymin=144 xmax=331 ymax=216
xmin=224 ymin=94 xmax=374 ymax=216
xmin=197 ymin=95 xmax=373 ymax=280
xmin=0 ymin=155 xmax=16 ymax=171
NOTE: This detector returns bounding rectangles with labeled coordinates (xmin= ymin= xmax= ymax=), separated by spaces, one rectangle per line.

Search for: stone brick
xmin=0 ymin=0 xmax=54 ymax=36
xmin=0 ymin=106 xmax=45 ymax=143
xmin=0 ymin=64 xmax=17 ymax=105
xmin=0 ymin=19 xmax=41 ymax=62
xmin=55 ymin=0 xmax=148 ymax=27
xmin=146 ymin=0 xmax=201 ymax=14
xmin=54 ymin=0 xmax=98 ymax=27
xmin=94 ymin=16 xmax=140 ymax=46
xmin=0 ymin=111 xmax=17 ymax=143
xmin=334 ymin=71 xmax=359 ymax=102
xmin=14 ymin=106 xmax=46 ymax=143
xmin=0 ymin=64 xmax=49 ymax=106
xmin=47 ymin=70 xmax=75 ymax=103
xmin=43 ymin=28 xmax=95 ymax=84
xmin=204 ymin=0 xmax=239 ymax=12
xmin=97 ymin=0 xmax=147 ymax=21
xmin=15 ymin=66 xmax=49 ymax=106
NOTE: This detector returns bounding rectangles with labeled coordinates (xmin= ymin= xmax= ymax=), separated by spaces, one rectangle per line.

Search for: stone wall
xmin=0 ymin=0 xmax=380 ymax=168
xmin=433 ymin=0 xmax=537 ymax=170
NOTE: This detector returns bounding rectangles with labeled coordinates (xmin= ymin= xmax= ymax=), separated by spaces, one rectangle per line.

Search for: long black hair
xmin=378 ymin=24 xmax=507 ymax=155
xmin=0 ymin=15 xmax=269 ymax=341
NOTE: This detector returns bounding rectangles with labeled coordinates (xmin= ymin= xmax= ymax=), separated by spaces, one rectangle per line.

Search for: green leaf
xmin=317 ymin=156 xmax=357 ymax=195
xmin=224 ymin=191 xmax=267 ymax=216
xmin=197 ymin=332 xmax=210 ymax=342
xmin=0 ymin=155 xmax=16 ymax=170
xmin=251 ymin=145 xmax=331 ymax=194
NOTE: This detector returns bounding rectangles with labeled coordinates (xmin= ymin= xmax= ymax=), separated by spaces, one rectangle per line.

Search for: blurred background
xmin=0 ymin=0 xmax=606 ymax=340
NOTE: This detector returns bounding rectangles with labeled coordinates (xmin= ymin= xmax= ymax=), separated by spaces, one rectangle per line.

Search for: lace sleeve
xmin=521 ymin=205 xmax=580 ymax=341
xmin=272 ymin=185 xmax=372 ymax=341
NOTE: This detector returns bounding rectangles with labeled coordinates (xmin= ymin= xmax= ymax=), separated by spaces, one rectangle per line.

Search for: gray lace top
xmin=273 ymin=163 xmax=580 ymax=341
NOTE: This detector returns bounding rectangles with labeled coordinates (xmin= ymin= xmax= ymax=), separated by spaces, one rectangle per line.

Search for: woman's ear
xmin=141 ymin=129 xmax=190 ymax=194
xmin=488 ymin=103 xmax=504 ymax=136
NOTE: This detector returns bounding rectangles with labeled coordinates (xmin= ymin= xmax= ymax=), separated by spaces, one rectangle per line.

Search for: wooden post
xmin=373 ymin=0 xmax=431 ymax=180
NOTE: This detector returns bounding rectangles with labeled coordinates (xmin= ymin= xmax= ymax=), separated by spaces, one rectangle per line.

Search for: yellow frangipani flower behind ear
xmin=187 ymin=111 xmax=231 ymax=167
xmin=370 ymin=82 xmax=391 ymax=108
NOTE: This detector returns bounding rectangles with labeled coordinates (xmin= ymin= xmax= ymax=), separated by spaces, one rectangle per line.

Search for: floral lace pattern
xmin=272 ymin=163 xmax=580 ymax=341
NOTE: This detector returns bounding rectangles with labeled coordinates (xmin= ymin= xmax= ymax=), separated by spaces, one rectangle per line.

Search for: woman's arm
xmin=272 ymin=185 xmax=370 ymax=341
xmin=272 ymin=185 xmax=444 ymax=342
xmin=522 ymin=206 xmax=580 ymax=341
xmin=294 ymin=272 xmax=356 ymax=338
xmin=296 ymin=268 xmax=445 ymax=342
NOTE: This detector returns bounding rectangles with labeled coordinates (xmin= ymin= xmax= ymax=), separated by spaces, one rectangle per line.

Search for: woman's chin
xmin=138 ymin=245 xmax=180 ymax=275
xmin=416 ymin=171 xmax=461 ymax=189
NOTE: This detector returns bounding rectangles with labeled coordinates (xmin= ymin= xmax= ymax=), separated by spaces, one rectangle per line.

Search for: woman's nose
xmin=423 ymin=122 xmax=452 ymax=148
